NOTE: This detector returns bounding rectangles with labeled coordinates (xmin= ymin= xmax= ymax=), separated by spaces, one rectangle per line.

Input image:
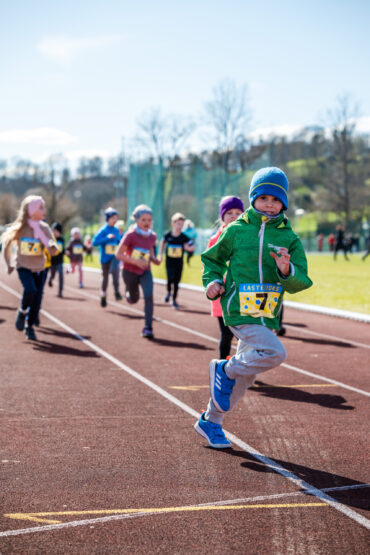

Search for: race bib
xmin=167 ymin=245 xmax=183 ymax=258
xmin=56 ymin=240 xmax=63 ymax=252
xmin=131 ymin=247 xmax=150 ymax=262
xmin=239 ymin=283 xmax=282 ymax=319
xmin=20 ymin=237 xmax=42 ymax=256
xmin=73 ymin=244 xmax=83 ymax=255
xmin=105 ymin=243 xmax=117 ymax=255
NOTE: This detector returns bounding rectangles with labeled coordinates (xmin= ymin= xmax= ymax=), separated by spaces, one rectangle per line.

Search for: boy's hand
xmin=206 ymin=281 xmax=225 ymax=299
xmin=270 ymin=247 xmax=290 ymax=276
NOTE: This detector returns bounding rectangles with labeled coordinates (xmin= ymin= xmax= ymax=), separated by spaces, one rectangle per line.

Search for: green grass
xmin=85 ymin=253 xmax=370 ymax=314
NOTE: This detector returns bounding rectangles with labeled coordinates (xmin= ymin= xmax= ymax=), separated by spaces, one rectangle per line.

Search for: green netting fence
xmin=127 ymin=161 xmax=267 ymax=251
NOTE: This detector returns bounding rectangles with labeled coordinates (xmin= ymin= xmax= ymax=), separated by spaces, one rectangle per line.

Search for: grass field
xmin=84 ymin=253 xmax=370 ymax=315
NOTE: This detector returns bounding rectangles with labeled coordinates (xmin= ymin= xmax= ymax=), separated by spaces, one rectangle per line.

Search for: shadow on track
xmin=57 ymin=296 xmax=86 ymax=302
xmin=284 ymin=335 xmax=354 ymax=348
xmin=32 ymin=340 xmax=99 ymax=357
xmin=107 ymin=310 xmax=143 ymax=320
xmin=152 ymin=337 xmax=213 ymax=350
xmin=38 ymin=327 xmax=92 ymax=341
xmin=218 ymin=449 xmax=369 ymax=510
xmin=250 ymin=380 xmax=354 ymax=410
xmin=0 ymin=305 xmax=16 ymax=311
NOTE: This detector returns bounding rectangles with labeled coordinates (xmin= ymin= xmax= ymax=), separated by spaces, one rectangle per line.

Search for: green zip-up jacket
xmin=201 ymin=207 xmax=313 ymax=330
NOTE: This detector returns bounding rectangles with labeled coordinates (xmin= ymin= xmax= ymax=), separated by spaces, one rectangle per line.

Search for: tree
xmin=203 ymin=78 xmax=252 ymax=171
xmin=135 ymin=107 xmax=195 ymax=164
xmin=319 ymin=94 xmax=363 ymax=227
xmin=0 ymin=193 xmax=18 ymax=224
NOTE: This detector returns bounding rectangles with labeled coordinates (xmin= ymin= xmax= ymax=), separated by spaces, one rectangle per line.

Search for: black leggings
xmin=17 ymin=268 xmax=47 ymax=327
xmin=217 ymin=317 xmax=234 ymax=359
xmin=166 ymin=261 xmax=183 ymax=301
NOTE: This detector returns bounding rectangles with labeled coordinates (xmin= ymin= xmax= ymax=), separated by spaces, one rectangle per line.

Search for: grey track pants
xmin=123 ymin=269 xmax=153 ymax=329
xmin=205 ymin=324 xmax=287 ymax=425
xmin=101 ymin=260 xmax=119 ymax=295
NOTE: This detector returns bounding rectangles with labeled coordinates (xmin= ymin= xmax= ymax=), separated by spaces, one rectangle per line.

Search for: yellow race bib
xmin=239 ymin=283 xmax=282 ymax=319
xmin=167 ymin=245 xmax=183 ymax=258
xmin=73 ymin=244 xmax=83 ymax=255
xmin=20 ymin=237 xmax=42 ymax=256
xmin=132 ymin=247 xmax=150 ymax=262
xmin=105 ymin=244 xmax=117 ymax=255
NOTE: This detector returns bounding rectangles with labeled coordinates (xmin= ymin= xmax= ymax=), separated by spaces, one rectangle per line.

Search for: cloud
xmin=355 ymin=116 xmax=370 ymax=134
xmin=248 ymin=123 xmax=304 ymax=141
xmin=36 ymin=35 xmax=121 ymax=66
xmin=0 ymin=127 xmax=77 ymax=145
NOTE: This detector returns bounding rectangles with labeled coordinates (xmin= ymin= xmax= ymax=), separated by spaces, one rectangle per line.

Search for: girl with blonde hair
xmin=2 ymin=195 xmax=58 ymax=340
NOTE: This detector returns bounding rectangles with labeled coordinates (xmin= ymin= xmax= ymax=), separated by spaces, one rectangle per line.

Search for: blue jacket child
xmin=92 ymin=207 xmax=122 ymax=306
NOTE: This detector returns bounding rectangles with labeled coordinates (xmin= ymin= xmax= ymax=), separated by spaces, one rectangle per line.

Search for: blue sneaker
xmin=194 ymin=412 xmax=231 ymax=449
xmin=209 ymin=359 xmax=235 ymax=412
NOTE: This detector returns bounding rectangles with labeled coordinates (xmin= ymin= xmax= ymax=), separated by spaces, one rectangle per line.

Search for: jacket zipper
xmin=258 ymin=220 xmax=267 ymax=326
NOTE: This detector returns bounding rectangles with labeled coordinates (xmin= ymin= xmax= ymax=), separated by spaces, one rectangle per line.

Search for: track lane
xmin=1 ymin=269 xmax=369 ymax=553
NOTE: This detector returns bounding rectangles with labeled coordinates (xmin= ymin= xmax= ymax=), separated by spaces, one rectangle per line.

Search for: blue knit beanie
xmin=249 ymin=167 xmax=289 ymax=211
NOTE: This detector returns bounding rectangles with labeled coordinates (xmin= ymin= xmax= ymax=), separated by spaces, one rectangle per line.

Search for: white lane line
xmin=1 ymin=280 xmax=370 ymax=534
xmin=84 ymin=267 xmax=370 ymax=342
xmin=65 ymin=285 xmax=370 ymax=398
xmin=0 ymin=484 xmax=370 ymax=537
xmin=282 ymin=363 xmax=370 ymax=397
xmin=284 ymin=325 xmax=370 ymax=350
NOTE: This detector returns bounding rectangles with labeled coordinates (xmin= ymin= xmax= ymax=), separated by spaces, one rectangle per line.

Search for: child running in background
xmin=109 ymin=219 xmax=125 ymax=293
xmin=195 ymin=167 xmax=313 ymax=448
xmin=207 ymin=196 xmax=244 ymax=358
xmin=2 ymin=195 xmax=58 ymax=340
xmin=159 ymin=212 xmax=195 ymax=309
xmin=66 ymin=227 xmax=86 ymax=288
xmin=183 ymin=219 xmax=197 ymax=265
xmin=83 ymin=234 xmax=94 ymax=263
xmin=48 ymin=222 xmax=65 ymax=298
xmin=115 ymin=204 xmax=160 ymax=338
xmin=92 ymin=207 xmax=122 ymax=307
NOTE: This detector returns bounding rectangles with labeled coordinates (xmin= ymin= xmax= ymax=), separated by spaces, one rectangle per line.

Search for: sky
xmin=1 ymin=0 xmax=370 ymax=167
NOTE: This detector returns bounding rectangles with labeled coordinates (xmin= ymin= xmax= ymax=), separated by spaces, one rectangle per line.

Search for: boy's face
xmin=108 ymin=214 xmax=118 ymax=226
xmin=172 ymin=218 xmax=185 ymax=233
xmin=254 ymin=195 xmax=283 ymax=216
xmin=53 ymin=229 xmax=61 ymax=238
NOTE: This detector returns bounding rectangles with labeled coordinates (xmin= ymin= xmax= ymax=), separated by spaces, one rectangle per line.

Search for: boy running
xmin=195 ymin=167 xmax=313 ymax=448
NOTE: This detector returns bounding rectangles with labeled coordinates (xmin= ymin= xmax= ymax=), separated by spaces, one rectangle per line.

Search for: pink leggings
xmin=70 ymin=261 xmax=83 ymax=284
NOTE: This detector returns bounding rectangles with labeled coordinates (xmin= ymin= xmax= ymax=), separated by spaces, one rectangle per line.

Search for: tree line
xmin=0 ymin=81 xmax=369 ymax=234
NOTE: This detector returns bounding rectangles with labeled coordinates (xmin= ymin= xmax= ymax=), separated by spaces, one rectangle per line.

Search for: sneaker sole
xmin=194 ymin=421 xmax=231 ymax=449
xmin=209 ymin=359 xmax=227 ymax=413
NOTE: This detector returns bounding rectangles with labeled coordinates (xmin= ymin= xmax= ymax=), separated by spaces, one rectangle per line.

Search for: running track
xmin=0 ymin=266 xmax=369 ymax=554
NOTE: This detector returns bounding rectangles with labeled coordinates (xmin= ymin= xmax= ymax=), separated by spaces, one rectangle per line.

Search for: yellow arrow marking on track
xmin=4 ymin=502 xmax=327 ymax=525
xmin=169 ymin=384 xmax=337 ymax=391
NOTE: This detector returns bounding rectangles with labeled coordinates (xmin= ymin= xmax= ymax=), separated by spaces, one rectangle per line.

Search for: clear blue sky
xmin=1 ymin=0 xmax=369 ymax=165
